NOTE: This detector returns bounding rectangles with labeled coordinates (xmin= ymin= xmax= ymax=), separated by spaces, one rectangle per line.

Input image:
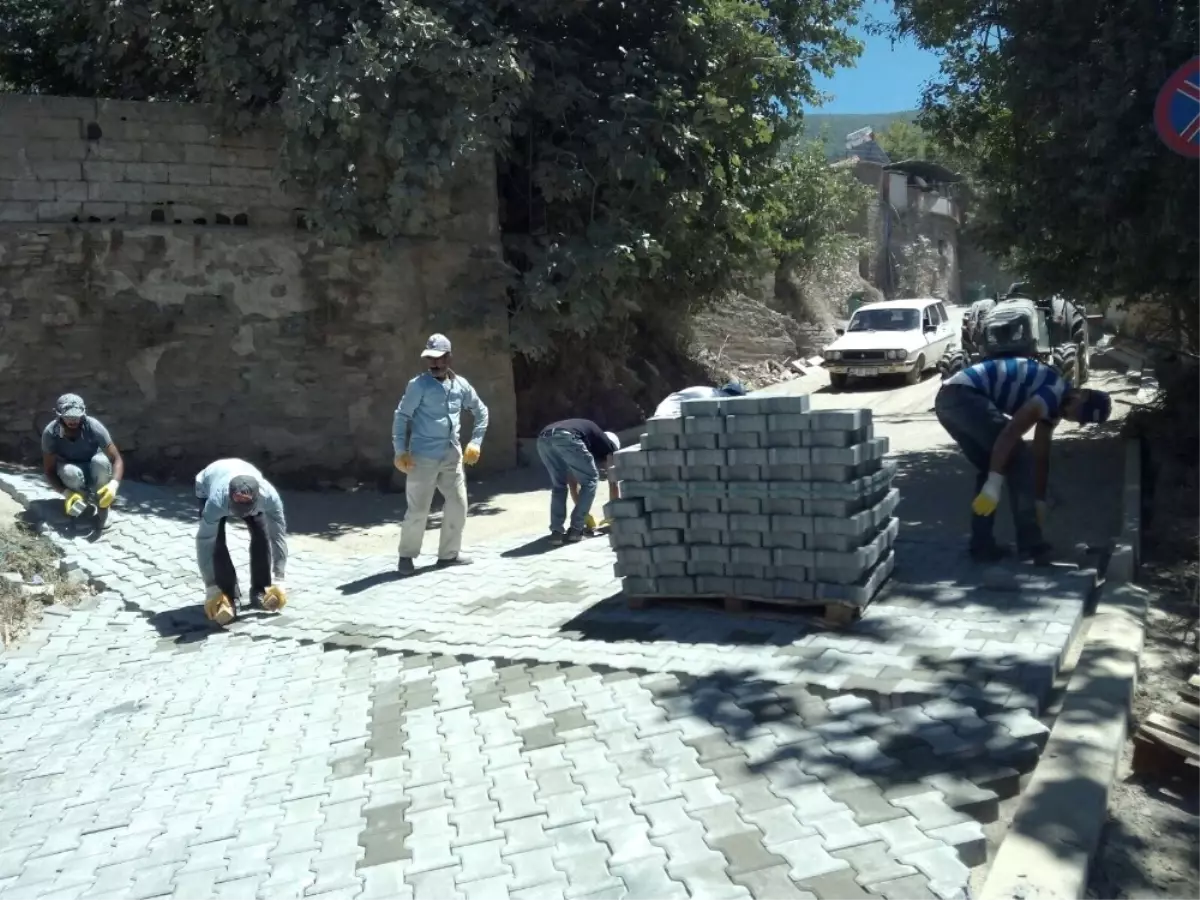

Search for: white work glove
xmin=971 ymin=472 xmax=1004 ymax=517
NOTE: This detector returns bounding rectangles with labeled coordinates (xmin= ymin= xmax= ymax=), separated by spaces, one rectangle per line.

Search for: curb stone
xmin=979 ymin=434 xmax=1148 ymax=900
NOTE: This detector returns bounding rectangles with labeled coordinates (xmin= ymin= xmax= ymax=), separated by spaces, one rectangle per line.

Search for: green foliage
xmin=2 ymin=0 xmax=869 ymax=369
xmin=798 ymin=110 xmax=917 ymax=158
xmin=889 ymin=0 xmax=1200 ymax=349
xmin=873 ymin=119 xmax=930 ymax=160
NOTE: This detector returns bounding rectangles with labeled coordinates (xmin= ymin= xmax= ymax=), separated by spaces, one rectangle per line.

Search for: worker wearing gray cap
xmin=41 ymin=392 xmax=125 ymax=528
xmin=194 ymin=458 xmax=289 ymax=625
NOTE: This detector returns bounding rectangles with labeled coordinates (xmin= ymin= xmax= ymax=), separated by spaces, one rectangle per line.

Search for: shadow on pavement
xmin=336 ymin=565 xmax=446 ymax=594
xmin=500 ymin=535 xmax=560 ymax=559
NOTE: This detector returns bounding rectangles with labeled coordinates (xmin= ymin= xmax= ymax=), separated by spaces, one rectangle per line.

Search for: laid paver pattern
xmin=0 ymin=472 xmax=1094 ymax=900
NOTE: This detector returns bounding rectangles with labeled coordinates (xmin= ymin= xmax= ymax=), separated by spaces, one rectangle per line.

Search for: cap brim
xmin=421 ymin=350 xmax=449 ymax=358
xmin=59 ymin=408 xmax=85 ymax=418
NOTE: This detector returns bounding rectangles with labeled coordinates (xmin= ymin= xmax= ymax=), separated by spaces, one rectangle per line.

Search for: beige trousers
xmin=398 ymin=446 xmax=468 ymax=560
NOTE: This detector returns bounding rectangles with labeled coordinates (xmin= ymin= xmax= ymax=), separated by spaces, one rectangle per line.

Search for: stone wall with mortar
xmin=0 ymin=95 xmax=516 ymax=483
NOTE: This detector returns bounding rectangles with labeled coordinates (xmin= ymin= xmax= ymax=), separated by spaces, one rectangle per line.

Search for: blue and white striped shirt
xmin=946 ymin=358 xmax=1067 ymax=421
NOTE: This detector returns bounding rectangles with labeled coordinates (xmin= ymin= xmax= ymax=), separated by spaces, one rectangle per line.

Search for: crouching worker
xmin=195 ymin=459 xmax=289 ymax=625
xmin=935 ymin=358 xmax=1111 ymax=564
xmin=536 ymin=419 xmax=621 ymax=544
xmin=41 ymin=393 xmax=124 ymax=527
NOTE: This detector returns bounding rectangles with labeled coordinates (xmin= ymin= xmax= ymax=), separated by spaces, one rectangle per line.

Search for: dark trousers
xmin=934 ymin=384 xmax=1044 ymax=553
xmin=198 ymin=501 xmax=272 ymax=600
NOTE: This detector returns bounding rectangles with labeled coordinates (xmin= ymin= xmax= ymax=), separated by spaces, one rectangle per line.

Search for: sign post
xmin=1154 ymin=56 xmax=1200 ymax=159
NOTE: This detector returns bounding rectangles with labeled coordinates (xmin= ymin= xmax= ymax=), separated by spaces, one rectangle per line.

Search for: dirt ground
xmin=1087 ymin=433 xmax=1199 ymax=899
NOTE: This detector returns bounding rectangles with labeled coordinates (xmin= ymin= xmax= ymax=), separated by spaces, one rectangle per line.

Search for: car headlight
xmin=886 ymin=350 xmax=901 ymax=360
xmin=829 ymin=350 xmax=842 ymax=361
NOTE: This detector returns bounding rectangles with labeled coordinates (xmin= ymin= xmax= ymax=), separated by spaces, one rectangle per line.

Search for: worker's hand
xmin=64 ymin=492 xmax=86 ymax=518
xmin=203 ymin=585 xmax=234 ymax=625
xmin=263 ymin=582 xmax=288 ymax=612
xmin=584 ymin=514 xmax=598 ymax=531
xmin=394 ymin=452 xmax=415 ymax=474
xmin=1035 ymin=500 xmax=1048 ymax=529
xmin=971 ymin=472 xmax=1004 ymax=517
xmin=96 ymin=480 xmax=120 ymax=509
xmin=463 ymin=442 xmax=481 ymax=466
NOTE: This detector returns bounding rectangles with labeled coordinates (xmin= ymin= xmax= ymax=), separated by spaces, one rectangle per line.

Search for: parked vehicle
xmin=822 ymin=298 xmax=957 ymax=390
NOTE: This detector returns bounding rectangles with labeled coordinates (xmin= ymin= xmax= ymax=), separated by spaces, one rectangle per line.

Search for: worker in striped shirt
xmin=935 ymin=357 xmax=1112 ymax=563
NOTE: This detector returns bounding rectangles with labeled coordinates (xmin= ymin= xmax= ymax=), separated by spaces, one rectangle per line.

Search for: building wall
xmin=0 ymin=95 xmax=516 ymax=483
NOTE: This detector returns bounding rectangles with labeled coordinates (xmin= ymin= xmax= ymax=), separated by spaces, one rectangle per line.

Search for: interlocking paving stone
xmin=0 ymin=471 xmax=1098 ymax=900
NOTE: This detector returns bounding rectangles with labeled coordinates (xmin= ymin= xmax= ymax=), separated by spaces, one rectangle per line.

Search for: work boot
xmin=549 ymin=531 xmax=565 ymax=547
xmin=397 ymin=556 xmax=415 ymax=576
xmin=968 ymin=543 xmax=1009 ymax=563
xmin=248 ymin=589 xmax=265 ymax=610
xmin=436 ymin=555 xmax=473 ymax=569
xmin=565 ymin=529 xmax=584 ymax=544
xmin=1020 ymin=543 xmax=1055 ymax=566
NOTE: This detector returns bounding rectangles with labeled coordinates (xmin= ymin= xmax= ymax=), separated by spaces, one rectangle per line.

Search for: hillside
xmin=798 ymin=110 xmax=918 ymax=158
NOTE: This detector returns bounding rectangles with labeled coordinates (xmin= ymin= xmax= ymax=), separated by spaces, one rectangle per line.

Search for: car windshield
xmin=847 ymin=308 xmax=920 ymax=332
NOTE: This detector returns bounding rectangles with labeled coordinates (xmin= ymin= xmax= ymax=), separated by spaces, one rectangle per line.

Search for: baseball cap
xmin=421 ymin=334 xmax=452 ymax=358
xmin=1076 ymin=390 xmax=1112 ymax=425
xmin=54 ymin=393 xmax=86 ymax=418
xmin=228 ymin=475 xmax=260 ymax=515
xmin=604 ymin=431 xmax=621 ymax=453
xmin=719 ymin=381 xmax=747 ymax=397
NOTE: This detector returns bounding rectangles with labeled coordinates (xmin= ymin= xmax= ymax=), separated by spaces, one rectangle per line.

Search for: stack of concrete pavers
xmin=605 ymin=393 xmax=899 ymax=610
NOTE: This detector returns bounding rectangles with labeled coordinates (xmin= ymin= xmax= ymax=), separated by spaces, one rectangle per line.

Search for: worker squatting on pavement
xmin=195 ymin=458 xmax=289 ymax=625
xmin=652 ymin=381 xmax=747 ymax=418
xmin=41 ymin=393 xmax=125 ymax=530
xmin=536 ymin=418 xmax=621 ymax=545
xmin=392 ymin=333 xmax=489 ymax=576
xmin=935 ymin=357 xmax=1111 ymax=564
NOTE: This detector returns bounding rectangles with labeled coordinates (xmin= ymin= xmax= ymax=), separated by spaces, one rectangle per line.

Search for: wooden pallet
xmin=625 ymin=592 xmax=864 ymax=628
xmin=1132 ymin=673 xmax=1200 ymax=779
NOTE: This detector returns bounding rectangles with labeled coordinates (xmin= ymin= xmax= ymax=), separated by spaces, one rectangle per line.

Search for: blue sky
xmin=808 ymin=0 xmax=942 ymax=114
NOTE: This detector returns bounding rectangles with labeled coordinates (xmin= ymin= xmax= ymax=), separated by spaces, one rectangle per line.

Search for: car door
xmin=920 ymin=305 xmax=939 ymax=363
xmin=934 ymin=302 xmax=955 ymax=356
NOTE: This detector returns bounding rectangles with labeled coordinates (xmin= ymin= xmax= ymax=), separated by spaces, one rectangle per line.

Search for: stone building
xmin=0 ymin=95 xmax=516 ymax=484
xmin=838 ymin=128 xmax=964 ymax=304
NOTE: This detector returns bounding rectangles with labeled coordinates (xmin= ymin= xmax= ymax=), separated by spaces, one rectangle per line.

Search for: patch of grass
xmin=0 ymin=522 xmax=89 ymax=648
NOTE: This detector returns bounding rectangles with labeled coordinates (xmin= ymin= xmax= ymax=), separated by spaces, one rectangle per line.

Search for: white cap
xmin=604 ymin=431 xmax=620 ymax=452
xmin=421 ymin=333 xmax=452 ymax=358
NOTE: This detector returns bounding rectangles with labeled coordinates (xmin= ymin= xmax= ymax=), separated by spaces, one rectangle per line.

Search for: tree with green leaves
xmin=888 ymin=0 xmax=1200 ymax=350
xmin=2 ymin=0 xmax=869 ymax=421
xmin=874 ymin=119 xmax=929 ymax=161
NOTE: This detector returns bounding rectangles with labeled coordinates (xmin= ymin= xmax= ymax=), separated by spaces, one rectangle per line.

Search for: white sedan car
xmin=822 ymin=298 xmax=957 ymax=390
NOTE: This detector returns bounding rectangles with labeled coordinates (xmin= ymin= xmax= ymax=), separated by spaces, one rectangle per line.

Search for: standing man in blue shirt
xmin=393 ymin=333 xmax=490 ymax=575
xmin=936 ymin=357 xmax=1111 ymax=563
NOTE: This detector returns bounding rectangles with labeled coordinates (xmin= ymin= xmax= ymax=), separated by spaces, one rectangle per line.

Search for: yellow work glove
xmin=263 ymin=582 xmax=288 ymax=612
xmin=203 ymin=585 xmax=234 ymax=626
xmin=585 ymin=514 xmax=598 ymax=530
xmin=1035 ymin=500 xmax=1048 ymax=529
xmin=96 ymin=480 xmax=120 ymax=509
xmin=463 ymin=442 xmax=481 ymax=466
xmin=971 ymin=472 xmax=1004 ymax=517
xmin=64 ymin=492 xmax=86 ymax=518
xmin=394 ymin=452 xmax=415 ymax=474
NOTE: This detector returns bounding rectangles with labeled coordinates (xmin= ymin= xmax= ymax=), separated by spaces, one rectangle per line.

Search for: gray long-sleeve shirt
xmin=194 ymin=459 xmax=288 ymax=587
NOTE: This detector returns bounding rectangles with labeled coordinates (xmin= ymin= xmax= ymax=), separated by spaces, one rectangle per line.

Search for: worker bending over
xmin=195 ymin=458 xmax=289 ymax=625
xmin=41 ymin=393 xmax=124 ymax=528
xmin=653 ymin=381 xmax=746 ymax=419
xmin=935 ymin=358 xmax=1111 ymax=564
xmin=536 ymin=418 xmax=621 ymax=544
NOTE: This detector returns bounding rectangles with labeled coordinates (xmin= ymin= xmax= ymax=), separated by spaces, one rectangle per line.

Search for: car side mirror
xmin=923 ymin=324 xmax=936 ymax=333
xmin=835 ymin=327 xmax=845 ymax=337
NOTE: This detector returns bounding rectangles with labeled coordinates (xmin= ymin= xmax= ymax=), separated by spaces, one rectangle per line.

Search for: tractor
xmin=938 ymin=282 xmax=1091 ymax=384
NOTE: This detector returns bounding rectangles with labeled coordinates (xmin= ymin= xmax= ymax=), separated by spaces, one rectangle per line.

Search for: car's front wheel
xmin=829 ymin=373 xmax=849 ymax=391
xmin=905 ymin=355 xmax=924 ymax=385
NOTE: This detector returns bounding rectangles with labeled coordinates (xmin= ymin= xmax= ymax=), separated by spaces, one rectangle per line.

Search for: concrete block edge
xmin=978 ymin=553 xmax=1149 ymax=899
